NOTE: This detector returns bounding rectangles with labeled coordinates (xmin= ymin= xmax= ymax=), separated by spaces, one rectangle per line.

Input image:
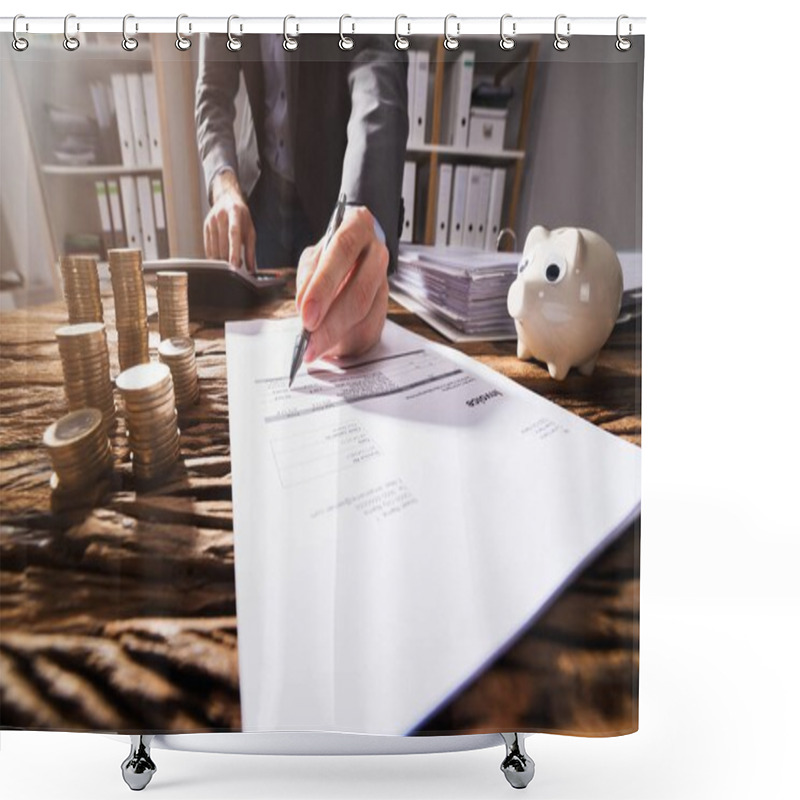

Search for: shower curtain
xmin=0 ymin=22 xmax=643 ymax=739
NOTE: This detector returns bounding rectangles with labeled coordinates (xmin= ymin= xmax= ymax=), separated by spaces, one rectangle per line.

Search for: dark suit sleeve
xmin=340 ymin=37 xmax=409 ymax=274
xmin=195 ymin=33 xmax=243 ymax=203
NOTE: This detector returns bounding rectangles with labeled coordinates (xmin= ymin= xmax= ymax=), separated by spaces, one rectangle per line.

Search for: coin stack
xmin=108 ymin=248 xmax=149 ymax=371
xmin=55 ymin=322 xmax=116 ymax=432
xmin=116 ymin=362 xmax=181 ymax=482
xmin=158 ymin=337 xmax=200 ymax=411
xmin=156 ymin=271 xmax=190 ymax=339
xmin=43 ymin=408 xmax=114 ymax=496
xmin=60 ymin=254 xmax=104 ymax=324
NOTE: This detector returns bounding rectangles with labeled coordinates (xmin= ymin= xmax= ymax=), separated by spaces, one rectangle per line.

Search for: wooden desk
xmin=0 ymin=277 xmax=640 ymax=736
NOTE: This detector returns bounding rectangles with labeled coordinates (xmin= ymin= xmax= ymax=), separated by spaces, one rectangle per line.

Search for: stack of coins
xmin=55 ymin=322 xmax=116 ymax=431
xmin=60 ymin=254 xmax=104 ymax=324
xmin=43 ymin=408 xmax=114 ymax=495
xmin=116 ymin=362 xmax=181 ymax=482
xmin=158 ymin=337 xmax=200 ymax=410
xmin=108 ymin=248 xmax=149 ymax=371
xmin=156 ymin=271 xmax=190 ymax=339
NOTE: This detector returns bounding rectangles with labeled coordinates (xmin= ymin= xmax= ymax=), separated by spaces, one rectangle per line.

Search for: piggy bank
xmin=507 ymin=226 xmax=622 ymax=380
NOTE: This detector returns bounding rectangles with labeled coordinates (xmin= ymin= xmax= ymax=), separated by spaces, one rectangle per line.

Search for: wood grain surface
xmin=0 ymin=274 xmax=640 ymax=735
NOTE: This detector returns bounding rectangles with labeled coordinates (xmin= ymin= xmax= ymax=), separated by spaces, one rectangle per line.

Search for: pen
xmin=288 ymin=192 xmax=347 ymax=387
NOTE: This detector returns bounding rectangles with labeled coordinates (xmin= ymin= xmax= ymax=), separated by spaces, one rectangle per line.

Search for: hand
xmin=296 ymin=206 xmax=389 ymax=363
xmin=203 ymin=170 xmax=256 ymax=271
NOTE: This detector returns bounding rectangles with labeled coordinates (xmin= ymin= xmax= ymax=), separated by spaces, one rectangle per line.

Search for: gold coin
xmin=43 ymin=408 xmax=103 ymax=449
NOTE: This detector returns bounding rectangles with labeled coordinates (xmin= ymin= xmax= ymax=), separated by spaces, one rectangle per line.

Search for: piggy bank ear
xmin=523 ymin=225 xmax=550 ymax=253
xmin=559 ymin=228 xmax=584 ymax=266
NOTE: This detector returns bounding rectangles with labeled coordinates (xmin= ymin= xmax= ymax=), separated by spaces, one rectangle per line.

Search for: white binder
xmin=400 ymin=161 xmax=416 ymax=243
xmin=475 ymin=167 xmax=492 ymax=250
xmin=136 ymin=176 xmax=159 ymax=261
xmin=94 ymin=181 xmax=113 ymax=257
xmin=443 ymin=51 xmax=475 ymax=148
xmin=411 ymin=51 xmax=429 ymax=146
xmin=484 ymin=168 xmax=507 ymax=250
xmin=406 ymin=51 xmax=417 ymax=145
xmin=448 ymin=165 xmax=469 ymax=247
xmin=110 ymin=74 xmax=135 ymax=168
xmin=462 ymin=165 xmax=483 ymax=248
xmin=119 ymin=176 xmax=143 ymax=250
xmin=106 ymin=179 xmax=127 ymax=248
xmin=150 ymin=177 xmax=169 ymax=259
xmin=142 ymin=72 xmax=163 ymax=168
xmin=434 ymin=163 xmax=453 ymax=246
xmin=125 ymin=73 xmax=151 ymax=166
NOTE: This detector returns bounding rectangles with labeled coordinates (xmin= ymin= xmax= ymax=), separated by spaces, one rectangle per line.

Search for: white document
xmin=226 ymin=318 xmax=641 ymax=735
xmin=119 ymin=175 xmax=143 ymax=250
xmin=136 ymin=176 xmax=159 ymax=261
xmin=110 ymin=74 xmax=135 ymax=168
xmin=411 ymin=50 xmax=429 ymax=146
xmin=484 ymin=168 xmax=507 ymax=250
xmin=142 ymin=72 xmax=163 ymax=168
xmin=400 ymin=161 xmax=416 ymax=243
xmin=125 ymin=72 xmax=152 ymax=166
xmin=448 ymin=165 xmax=469 ymax=246
xmin=434 ymin=163 xmax=453 ymax=246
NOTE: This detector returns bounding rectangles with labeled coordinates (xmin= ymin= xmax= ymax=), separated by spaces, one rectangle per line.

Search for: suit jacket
xmin=195 ymin=33 xmax=409 ymax=271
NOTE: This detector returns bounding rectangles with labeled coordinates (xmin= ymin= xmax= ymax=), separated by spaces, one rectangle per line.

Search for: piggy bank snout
xmin=507 ymin=276 xmax=526 ymax=319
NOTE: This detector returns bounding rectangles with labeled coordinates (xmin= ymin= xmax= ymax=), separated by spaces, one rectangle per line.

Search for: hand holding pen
xmin=289 ymin=194 xmax=390 ymax=386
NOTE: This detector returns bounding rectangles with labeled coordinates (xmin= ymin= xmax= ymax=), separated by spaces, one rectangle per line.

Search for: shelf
xmin=406 ymin=144 xmax=525 ymax=161
xmin=41 ymin=164 xmax=163 ymax=177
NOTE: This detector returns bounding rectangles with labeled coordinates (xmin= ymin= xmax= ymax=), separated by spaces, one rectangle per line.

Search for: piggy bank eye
xmin=517 ymin=257 xmax=529 ymax=275
xmin=543 ymin=254 xmax=566 ymax=284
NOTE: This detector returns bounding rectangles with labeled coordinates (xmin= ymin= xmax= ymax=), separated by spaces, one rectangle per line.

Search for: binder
xmin=142 ymin=72 xmax=163 ymax=168
xmin=462 ymin=166 xmax=483 ymax=248
xmin=136 ymin=175 xmax=159 ymax=261
xmin=94 ymin=180 xmax=114 ymax=259
xmin=434 ymin=163 xmax=453 ymax=246
xmin=106 ymin=179 xmax=127 ymax=248
xmin=411 ymin=51 xmax=429 ymax=146
xmin=125 ymin=72 xmax=152 ymax=166
xmin=475 ymin=167 xmax=492 ymax=250
xmin=119 ymin=176 xmax=143 ymax=250
xmin=448 ymin=165 xmax=469 ymax=247
xmin=110 ymin=73 xmax=136 ymax=168
xmin=400 ymin=161 xmax=416 ymax=243
xmin=150 ymin=177 xmax=169 ymax=259
xmin=406 ymin=51 xmax=417 ymax=145
xmin=484 ymin=168 xmax=507 ymax=250
xmin=443 ymin=51 xmax=475 ymax=148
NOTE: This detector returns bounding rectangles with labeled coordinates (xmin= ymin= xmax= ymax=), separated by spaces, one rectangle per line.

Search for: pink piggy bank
xmin=507 ymin=226 xmax=623 ymax=380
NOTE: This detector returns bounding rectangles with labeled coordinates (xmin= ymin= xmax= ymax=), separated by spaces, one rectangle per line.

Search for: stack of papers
xmin=391 ymin=244 xmax=520 ymax=341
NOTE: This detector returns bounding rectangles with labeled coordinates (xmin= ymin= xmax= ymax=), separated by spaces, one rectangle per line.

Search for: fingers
xmin=300 ymin=206 xmax=375 ymax=332
xmin=204 ymin=191 xmax=253 ymax=268
xmin=296 ymin=244 xmax=321 ymax=309
xmin=304 ymin=239 xmax=389 ymax=362
xmin=228 ymin=216 xmax=242 ymax=268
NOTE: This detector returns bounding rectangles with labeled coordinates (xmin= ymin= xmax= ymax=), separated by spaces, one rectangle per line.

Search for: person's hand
xmin=295 ymin=206 xmax=389 ymax=363
xmin=203 ymin=170 xmax=256 ymax=271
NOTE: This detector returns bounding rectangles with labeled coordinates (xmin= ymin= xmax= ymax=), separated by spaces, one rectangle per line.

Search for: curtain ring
xmin=553 ymin=14 xmax=570 ymax=51
xmin=175 ymin=14 xmax=191 ymax=51
xmin=443 ymin=14 xmax=459 ymax=51
xmin=616 ymin=15 xmax=632 ymax=51
xmin=122 ymin=14 xmax=139 ymax=51
xmin=499 ymin=14 xmax=515 ymax=50
xmin=226 ymin=15 xmax=242 ymax=52
xmin=63 ymin=14 xmax=80 ymax=51
xmin=283 ymin=15 xmax=298 ymax=51
xmin=339 ymin=15 xmax=354 ymax=50
xmin=12 ymin=14 xmax=29 ymax=52
xmin=394 ymin=15 xmax=410 ymax=50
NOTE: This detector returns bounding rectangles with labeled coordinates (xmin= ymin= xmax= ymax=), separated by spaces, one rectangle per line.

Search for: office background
xmin=0 ymin=2 xmax=797 ymax=800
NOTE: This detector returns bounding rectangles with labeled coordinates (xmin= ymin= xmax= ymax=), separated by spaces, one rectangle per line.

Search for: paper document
xmin=226 ymin=319 xmax=641 ymax=734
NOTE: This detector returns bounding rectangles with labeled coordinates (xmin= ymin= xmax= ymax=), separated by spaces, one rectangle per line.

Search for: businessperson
xmin=195 ymin=33 xmax=408 ymax=362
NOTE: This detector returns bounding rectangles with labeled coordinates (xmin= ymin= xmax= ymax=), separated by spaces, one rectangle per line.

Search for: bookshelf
xmin=3 ymin=33 xmax=205 ymax=304
xmin=403 ymin=35 xmax=540 ymax=249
